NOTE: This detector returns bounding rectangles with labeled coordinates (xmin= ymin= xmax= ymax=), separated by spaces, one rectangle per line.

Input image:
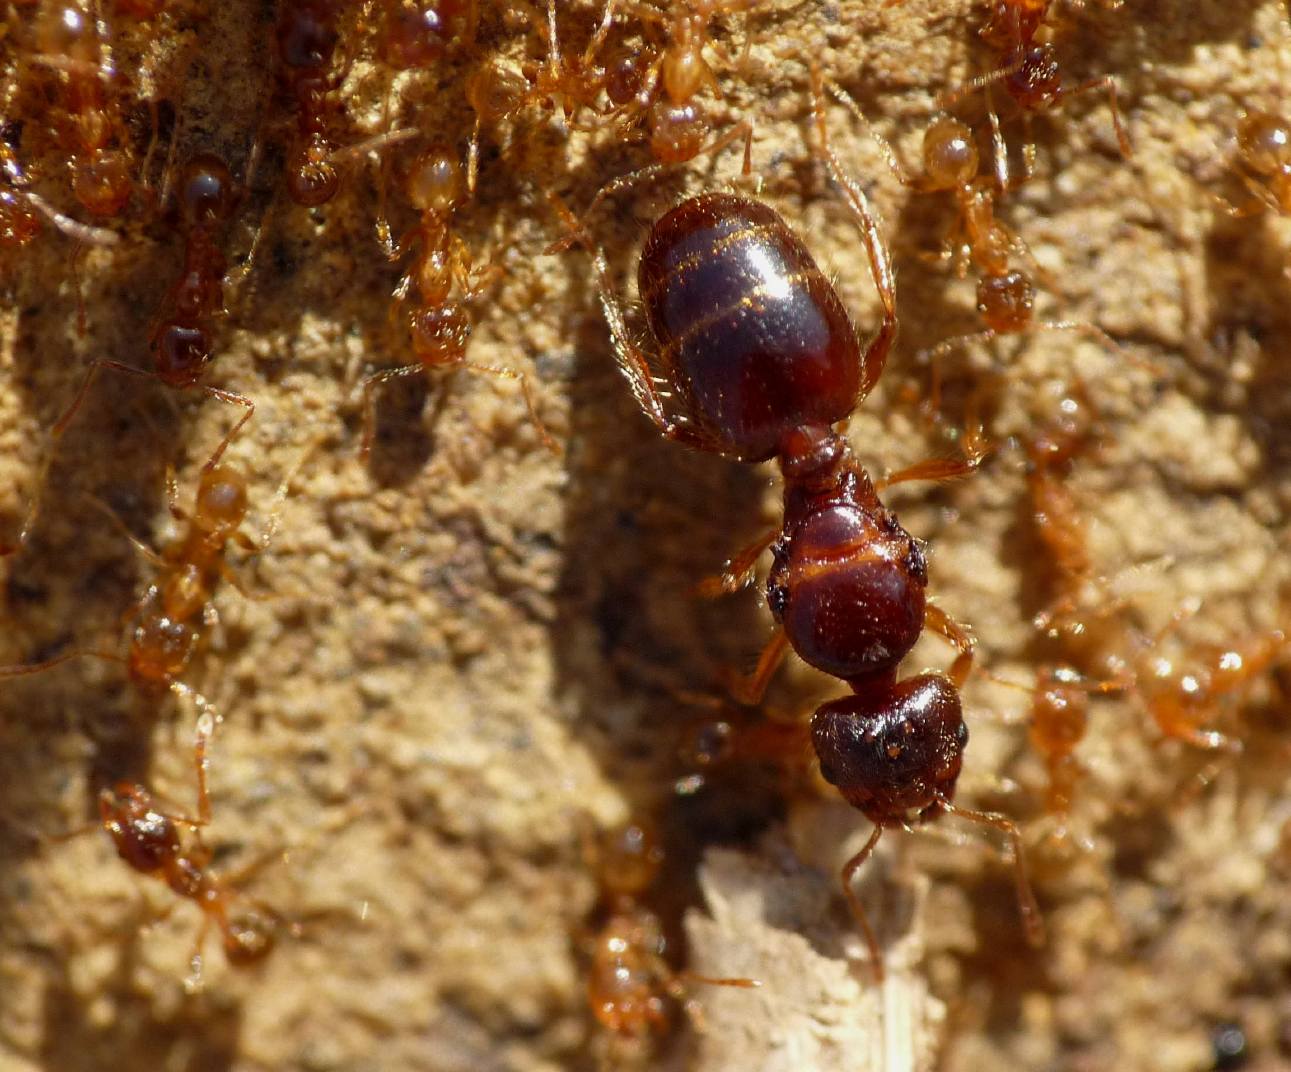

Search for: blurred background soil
xmin=2 ymin=0 xmax=1290 ymax=1069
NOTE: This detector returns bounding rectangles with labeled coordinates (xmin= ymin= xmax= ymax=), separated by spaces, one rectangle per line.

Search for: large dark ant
xmin=550 ymin=75 xmax=1044 ymax=979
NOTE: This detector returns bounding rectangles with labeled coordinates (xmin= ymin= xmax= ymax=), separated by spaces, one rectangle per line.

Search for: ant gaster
xmin=275 ymin=0 xmax=347 ymax=205
xmin=554 ymin=78 xmax=1043 ymax=977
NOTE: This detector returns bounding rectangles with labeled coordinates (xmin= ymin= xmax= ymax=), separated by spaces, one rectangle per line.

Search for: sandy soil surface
xmin=2 ymin=1 xmax=1290 ymax=1069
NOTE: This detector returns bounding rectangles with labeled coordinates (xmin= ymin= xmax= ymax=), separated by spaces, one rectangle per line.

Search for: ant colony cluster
xmin=0 ymin=0 xmax=1288 ymax=1067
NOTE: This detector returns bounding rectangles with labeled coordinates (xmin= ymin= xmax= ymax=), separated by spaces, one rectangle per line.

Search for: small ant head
xmin=649 ymin=101 xmax=704 ymax=163
xmin=73 ymin=151 xmax=132 ymax=218
xmin=1027 ymin=668 xmax=1090 ymax=756
xmin=99 ymin=783 xmax=181 ymax=874
xmin=409 ymin=306 xmax=470 ymax=365
xmin=599 ymin=820 xmax=665 ymax=902
xmin=466 ymin=60 xmax=528 ymax=124
xmin=129 ymin=614 xmax=195 ymax=688
xmin=380 ymin=1 xmax=454 ymax=70
xmin=287 ymin=135 xmax=339 ymax=207
xmin=406 ymin=147 xmax=463 ymax=217
xmin=922 ymin=117 xmax=978 ymax=190
xmin=977 ymin=269 xmax=1034 ymax=333
xmin=178 ymin=154 xmax=235 ymax=229
xmin=811 ymin=673 xmax=966 ymax=820
xmin=35 ymin=4 xmax=99 ymax=66
xmin=194 ymin=464 xmax=250 ymax=537
xmin=770 ymin=504 xmax=928 ymax=682
xmin=222 ymin=911 xmax=277 ymax=964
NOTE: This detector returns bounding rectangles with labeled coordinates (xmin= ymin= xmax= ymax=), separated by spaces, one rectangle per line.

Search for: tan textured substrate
xmin=2 ymin=1 xmax=1290 ymax=1069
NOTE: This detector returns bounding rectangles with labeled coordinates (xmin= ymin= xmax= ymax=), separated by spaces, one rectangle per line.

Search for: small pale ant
xmin=361 ymin=144 xmax=555 ymax=458
xmin=100 ymin=710 xmax=287 ymax=980
xmin=942 ymin=0 xmax=1131 ymax=184
xmin=583 ymin=818 xmax=756 ymax=1061
xmin=27 ymin=1 xmax=135 ymax=218
xmin=464 ymin=0 xmax=616 ymax=193
xmin=1129 ymin=604 xmax=1288 ymax=755
xmin=549 ymin=70 xmax=1044 ymax=978
xmin=819 ymin=76 xmax=1139 ymax=419
xmin=275 ymin=0 xmax=348 ymax=206
xmin=605 ymin=0 xmax=754 ymax=166
xmin=49 ymin=150 xmax=261 ymax=481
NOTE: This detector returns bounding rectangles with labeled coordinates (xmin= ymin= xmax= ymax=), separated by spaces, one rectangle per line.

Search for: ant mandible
xmin=100 ymin=710 xmax=284 ymax=978
xmin=361 ymin=144 xmax=554 ymax=458
xmin=552 ymin=72 xmax=1043 ymax=978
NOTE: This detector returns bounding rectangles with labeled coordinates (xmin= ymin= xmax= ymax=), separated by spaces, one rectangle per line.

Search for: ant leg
xmin=923 ymin=603 xmax=975 ymax=689
xmin=936 ymin=57 xmax=1021 ymax=111
xmin=1061 ymin=75 xmax=1132 ymax=159
xmin=359 ymin=364 xmax=424 ymax=459
xmin=543 ymin=163 xmax=673 ymax=254
xmin=809 ymin=63 xmax=897 ymax=401
xmin=546 ymin=194 xmax=714 ymax=451
xmin=200 ymin=386 xmax=256 ymax=470
xmin=823 ymin=74 xmax=920 ymax=189
xmin=727 ymin=626 xmax=789 ymax=705
xmin=875 ymin=419 xmax=991 ymax=492
xmin=80 ymin=493 xmax=168 ymax=568
xmin=937 ymin=797 xmax=1045 ymax=948
xmin=694 ymin=527 xmax=777 ymax=598
xmin=455 ymin=360 xmax=560 ymax=455
xmin=840 ymin=823 xmax=885 ymax=983
xmin=0 ymin=648 xmax=123 ymax=679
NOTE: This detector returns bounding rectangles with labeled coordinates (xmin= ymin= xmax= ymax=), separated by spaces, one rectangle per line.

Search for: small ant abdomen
xmin=380 ymin=1 xmax=457 ymax=70
xmin=770 ymin=504 xmax=928 ymax=681
xmin=606 ymin=54 xmax=647 ymax=108
xmin=811 ymin=673 xmax=967 ymax=820
xmin=977 ymin=268 xmax=1034 ymax=333
xmin=1237 ymin=111 xmax=1291 ymax=174
xmin=407 ymin=148 xmax=463 ymax=215
xmin=276 ymin=0 xmax=339 ymax=74
xmin=649 ymin=101 xmax=705 ymax=163
xmin=639 ymin=194 xmax=863 ymax=461
xmin=72 ymin=151 xmax=131 ymax=217
xmin=179 ymin=155 xmax=235 ymax=228
xmin=0 ymin=190 xmax=40 ymax=246
xmin=599 ymin=820 xmax=665 ymax=902
xmin=922 ymin=117 xmax=979 ymax=190
xmin=194 ymin=465 xmax=249 ymax=533
xmin=153 ymin=322 xmax=213 ymax=387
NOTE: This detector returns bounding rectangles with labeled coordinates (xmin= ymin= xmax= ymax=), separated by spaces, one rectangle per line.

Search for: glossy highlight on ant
xmin=100 ymin=710 xmax=285 ymax=979
xmin=362 ymin=143 xmax=554 ymax=458
xmin=552 ymin=75 xmax=1044 ymax=978
xmin=583 ymin=817 xmax=756 ymax=1063
xmin=1225 ymin=109 xmax=1291 ymax=216
xmin=0 ymin=436 xmax=294 ymax=701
